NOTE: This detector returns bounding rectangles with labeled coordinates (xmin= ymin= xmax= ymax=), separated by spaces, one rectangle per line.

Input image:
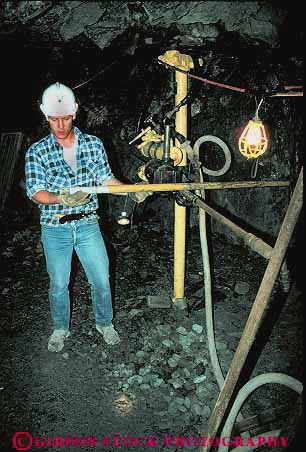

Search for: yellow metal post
xmin=158 ymin=50 xmax=194 ymax=307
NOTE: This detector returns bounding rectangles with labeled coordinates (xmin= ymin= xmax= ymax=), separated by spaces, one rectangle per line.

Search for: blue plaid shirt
xmin=25 ymin=126 xmax=114 ymax=226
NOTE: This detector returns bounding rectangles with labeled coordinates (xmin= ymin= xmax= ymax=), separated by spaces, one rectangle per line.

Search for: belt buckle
xmin=55 ymin=214 xmax=65 ymax=220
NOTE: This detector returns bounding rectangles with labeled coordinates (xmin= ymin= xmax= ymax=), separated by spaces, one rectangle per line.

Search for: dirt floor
xmin=0 ymin=213 xmax=303 ymax=452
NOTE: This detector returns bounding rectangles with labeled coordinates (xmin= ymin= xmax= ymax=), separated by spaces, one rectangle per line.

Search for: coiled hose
xmin=194 ymin=135 xmax=232 ymax=391
xmin=218 ymin=373 xmax=303 ymax=452
xmin=193 ymin=135 xmax=232 ymax=177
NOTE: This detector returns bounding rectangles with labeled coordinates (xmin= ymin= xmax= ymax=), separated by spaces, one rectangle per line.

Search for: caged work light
xmin=238 ymin=98 xmax=268 ymax=159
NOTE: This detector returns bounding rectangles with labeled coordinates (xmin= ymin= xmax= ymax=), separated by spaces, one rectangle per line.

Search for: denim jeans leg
xmin=74 ymin=221 xmax=113 ymax=326
xmin=41 ymin=225 xmax=74 ymax=329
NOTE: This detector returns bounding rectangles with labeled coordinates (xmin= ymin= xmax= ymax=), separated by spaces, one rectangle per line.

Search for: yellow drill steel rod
xmin=69 ymin=180 xmax=290 ymax=194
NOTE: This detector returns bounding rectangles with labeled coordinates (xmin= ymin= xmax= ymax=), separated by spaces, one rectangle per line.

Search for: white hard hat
xmin=40 ymin=82 xmax=78 ymax=118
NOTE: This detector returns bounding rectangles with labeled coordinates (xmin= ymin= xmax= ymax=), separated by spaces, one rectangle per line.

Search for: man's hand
xmin=128 ymin=182 xmax=153 ymax=204
xmin=58 ymin=188 xmax=91 ymax=207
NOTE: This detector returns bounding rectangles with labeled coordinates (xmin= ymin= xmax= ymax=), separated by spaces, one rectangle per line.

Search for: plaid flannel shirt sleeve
xmin=95 ymin=138 xmax=114 ymax=184
xmin=25 ymin=146 xmax=48 ymax=199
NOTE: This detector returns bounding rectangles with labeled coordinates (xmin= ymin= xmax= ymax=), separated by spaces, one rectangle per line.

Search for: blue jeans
xmin=41 ymin=220 xmax=113 ymax=330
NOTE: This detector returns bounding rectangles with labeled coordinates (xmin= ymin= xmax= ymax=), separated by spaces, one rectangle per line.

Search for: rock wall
xmin=1 ymin=2 xmax=303 ymax=239
xmin=4 ymin=2 xmax=286 ymax=48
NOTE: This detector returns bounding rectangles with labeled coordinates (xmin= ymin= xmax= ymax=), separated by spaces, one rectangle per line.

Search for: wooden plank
xmin=234 ymin=406 xmax=291 ymax=434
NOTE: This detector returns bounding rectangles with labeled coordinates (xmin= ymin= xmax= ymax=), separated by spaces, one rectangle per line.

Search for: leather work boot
xmin=96 ymin=324 xmax=121 ymax=345
xmin=48 ymin=329 xmax=70 ymax=352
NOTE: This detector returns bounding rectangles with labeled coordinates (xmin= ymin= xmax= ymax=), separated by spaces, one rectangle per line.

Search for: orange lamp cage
xmin=238 ymin=119 xmax=268 ymax=159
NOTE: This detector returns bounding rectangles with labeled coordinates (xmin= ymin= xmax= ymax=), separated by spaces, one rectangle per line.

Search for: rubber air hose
xmin=194 ymin=136 xmax=250 ymax=435
xmin=193 ymin=135 xmax=232 ymax=176
xmin=218 ymin=373 xmax=303 ymax=452
xmin=195 ymin=135 xmax=232 ymax=390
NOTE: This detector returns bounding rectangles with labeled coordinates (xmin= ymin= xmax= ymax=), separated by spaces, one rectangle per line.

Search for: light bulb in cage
xmin=238 ymin=98 xmax=268 ymax=159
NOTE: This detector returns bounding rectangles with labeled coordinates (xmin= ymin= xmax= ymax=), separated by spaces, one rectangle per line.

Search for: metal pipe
xmin=184 ymin=192 xmax=273 ymax=259
xmin=163 ymin=122 xmax=171 ymax=162
xmin=69 ymin=180 xmax=290 ymax=195
xmin=157 ymin=50 xmax=193 ymax=306
xmin=173 ymin=61 xmax=191 ymax=305
xmin=201 ymin=167 xmax=303 ymax=452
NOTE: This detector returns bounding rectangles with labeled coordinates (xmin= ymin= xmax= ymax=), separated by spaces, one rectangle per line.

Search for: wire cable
xmin=157 ymin=59 xmax=303 ymax=97
xmin=72 ymin=60 xmax=119 ymax=90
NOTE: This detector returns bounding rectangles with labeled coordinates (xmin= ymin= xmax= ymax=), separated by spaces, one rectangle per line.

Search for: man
xmin=25 ymin=82 xmax=147 ymax=352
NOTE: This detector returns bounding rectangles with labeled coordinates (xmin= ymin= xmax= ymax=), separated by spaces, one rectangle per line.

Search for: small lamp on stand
xmin=117 ymin=211 xmax=130 ymax=225
xmin=117 ymin=196 xmax=130 ymax=226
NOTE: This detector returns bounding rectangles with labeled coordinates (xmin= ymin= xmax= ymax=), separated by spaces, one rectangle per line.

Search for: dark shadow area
xmin=69 ymin=251 xmax=79 ymax=327
xmin=0 ymin=3 xmax=303 ymax=451
xmin=100 ymin=225 xmax=118 ymax=318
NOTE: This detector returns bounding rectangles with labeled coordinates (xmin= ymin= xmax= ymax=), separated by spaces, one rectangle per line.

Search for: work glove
xmin=128 ymin=182 xmax=153 ymax=204
xmin=58 ymin=188 xmax=91 ymax=207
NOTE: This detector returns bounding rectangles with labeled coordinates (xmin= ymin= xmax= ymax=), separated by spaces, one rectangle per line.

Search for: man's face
xmin=48 ymin=115 xmax=75 ymax=140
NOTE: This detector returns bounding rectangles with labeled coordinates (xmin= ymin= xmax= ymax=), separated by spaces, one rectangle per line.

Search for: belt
xmin=55 ymin=211 xmax=96 ymax=224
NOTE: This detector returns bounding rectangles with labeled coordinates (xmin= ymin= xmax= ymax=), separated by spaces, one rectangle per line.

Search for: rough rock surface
xmin=2 ymin=2 xmax=284 ymax=48
xmin=0 ymin=216 xmax=303 ymax=451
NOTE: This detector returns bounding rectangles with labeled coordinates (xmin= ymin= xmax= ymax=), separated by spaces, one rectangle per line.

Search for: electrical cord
xmin=157 ymin=59 xmax=303 ymax=97
xmin=72 ymin=60 xmax=119 ymax=90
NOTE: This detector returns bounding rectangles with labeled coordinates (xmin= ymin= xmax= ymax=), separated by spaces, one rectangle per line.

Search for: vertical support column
xmin=173 ymin=70 xmax=188 ymax=306
xmin=158 ymin=51 xmax=194 ymax=308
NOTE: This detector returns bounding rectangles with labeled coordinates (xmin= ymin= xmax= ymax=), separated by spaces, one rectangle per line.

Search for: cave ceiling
xmin=0 ymin=1 xmax=303 ymax=132
xmin=0 ymin=1 xmax=298 ymax=52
